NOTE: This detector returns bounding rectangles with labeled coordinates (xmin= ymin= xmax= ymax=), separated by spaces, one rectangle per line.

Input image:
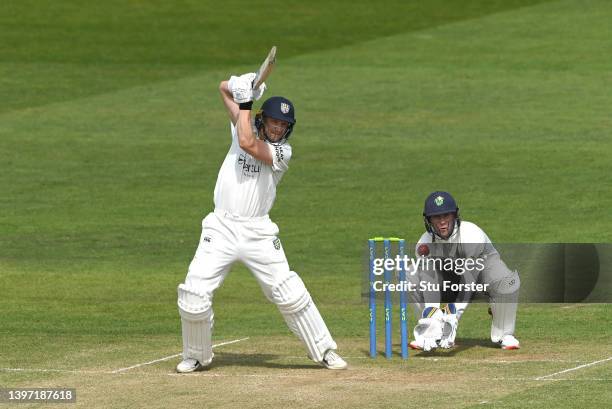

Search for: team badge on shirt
xmin=273 ymin=238 xmax=282 ymax=250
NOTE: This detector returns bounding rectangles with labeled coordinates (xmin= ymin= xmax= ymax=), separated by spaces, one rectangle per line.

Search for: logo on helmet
xmin=434 ymin=196 xmax=444 ymax=206
xmin=280 ymin=102 xmax=290 ymax=114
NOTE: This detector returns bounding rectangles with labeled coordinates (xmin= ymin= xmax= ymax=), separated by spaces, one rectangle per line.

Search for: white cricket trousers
xmin=182 ymin=209 xmax=337 ymax=362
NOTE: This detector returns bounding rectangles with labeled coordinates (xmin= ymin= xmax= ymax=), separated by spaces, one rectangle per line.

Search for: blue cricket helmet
xmin=255 ymin=96 xmax=296 ymax=144
xmin=423 ymin=191 xmax=461 ymax=239
xmin=423 ymin=191 xmax=459 ymax=217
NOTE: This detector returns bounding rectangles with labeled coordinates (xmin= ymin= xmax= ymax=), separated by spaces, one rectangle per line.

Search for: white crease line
xmin=111 ymin=337 xmax=249 ymax=373
xmin=1 ymin=338 xmax=251 ymax=376
xmin=535 ymin=356 xmax=612 ymax=380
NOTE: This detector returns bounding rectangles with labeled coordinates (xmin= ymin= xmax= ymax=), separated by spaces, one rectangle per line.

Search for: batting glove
xmin=228 ymin=72 xmax=254 ymax=92
xmin=230 ymin=83 xmax=253 ymax=104
xmin=230 ymin=72 xmax=266 ymax=101
xmin=228 ymin=73 xmax=255 ymax=103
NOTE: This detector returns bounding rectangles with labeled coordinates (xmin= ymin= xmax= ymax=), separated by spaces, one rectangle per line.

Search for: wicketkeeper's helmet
xmin=423 ymin=191 xmax=461 ymax=239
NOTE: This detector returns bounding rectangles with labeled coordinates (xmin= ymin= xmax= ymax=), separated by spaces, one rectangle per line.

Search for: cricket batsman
xmin=174 ymin=73 xmax=347 ymax=372
xmin=408 ymin=191 xmax=521 ymax=351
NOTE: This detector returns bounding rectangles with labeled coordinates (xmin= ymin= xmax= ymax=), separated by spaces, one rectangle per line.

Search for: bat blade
xmin=252 ymin=46 xmax=276 ymax=89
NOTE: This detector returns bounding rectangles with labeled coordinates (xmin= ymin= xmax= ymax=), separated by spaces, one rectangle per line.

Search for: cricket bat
xmin=252 ymin=46 xmax=276 ymax=89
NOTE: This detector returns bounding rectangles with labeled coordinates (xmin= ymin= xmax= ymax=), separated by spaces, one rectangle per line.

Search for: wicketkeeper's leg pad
xmin=177 ymin=284 xmax=214 ymax=365
xmin=488 ymin=270 xmax=520 ymax=343
xmin=268 ymin=271 xmax=337 ymax=362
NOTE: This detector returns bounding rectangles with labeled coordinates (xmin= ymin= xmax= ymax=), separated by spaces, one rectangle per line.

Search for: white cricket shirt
xmin=416 ymin=221 xmax=499 ymax=258
xmin=213 ymin=122 xmax=292 ymax=217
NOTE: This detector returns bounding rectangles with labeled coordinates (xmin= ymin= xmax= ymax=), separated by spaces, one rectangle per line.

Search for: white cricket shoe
xmin=499 ymin=335 xmax=520 ymax=350
xmin=321 ymin=350 xmax=347 ymax=370
xmin=176 ymin=358 xmax=208 ymax=373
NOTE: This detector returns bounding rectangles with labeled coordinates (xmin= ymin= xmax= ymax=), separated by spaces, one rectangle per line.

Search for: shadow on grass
xmin=413 ymin=338 xmax=500 ymax=358
xmin=211 ymin=352 xmax=323 ymax=370
xmin=360 ymin=337 xmax=499 ymax=358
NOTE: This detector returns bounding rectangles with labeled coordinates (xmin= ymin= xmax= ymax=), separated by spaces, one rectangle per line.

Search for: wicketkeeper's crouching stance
xmin=408 ymin=191 xmax=521 ymax=351
xmin=176 ymin=73 xmax=347 ymax=372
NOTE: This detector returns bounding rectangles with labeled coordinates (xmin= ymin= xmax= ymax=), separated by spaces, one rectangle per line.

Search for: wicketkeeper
xmin=175 ymin=73 xmax=347 ymax=372
xmin=408 ymin=191 xmax=521 ymax=351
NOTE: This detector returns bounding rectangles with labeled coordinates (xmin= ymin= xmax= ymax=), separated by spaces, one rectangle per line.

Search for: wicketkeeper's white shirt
xmin=416 ymin=221 xmax=498 ymax=258
xmin=213 ymin=122 xmax=292 ymax=217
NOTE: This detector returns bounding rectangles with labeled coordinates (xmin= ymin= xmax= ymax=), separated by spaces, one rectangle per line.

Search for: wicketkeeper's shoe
xmin=499 ymin=335 xmax=520 ymax=350
xmin=321 ymin=350 xmax=348 ymax=370
xmin=176 ymin=358 xmax=208 ymax=373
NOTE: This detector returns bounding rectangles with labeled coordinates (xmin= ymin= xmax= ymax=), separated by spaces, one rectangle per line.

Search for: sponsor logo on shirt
xmin=274 ymin=146 xmax=284 ymax=163
xmin=238 ymin=153 xmax=261 ymax=177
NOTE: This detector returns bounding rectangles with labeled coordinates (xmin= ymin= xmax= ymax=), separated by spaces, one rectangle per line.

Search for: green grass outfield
xmin=1 ymin=0 xmax=611 ymax=407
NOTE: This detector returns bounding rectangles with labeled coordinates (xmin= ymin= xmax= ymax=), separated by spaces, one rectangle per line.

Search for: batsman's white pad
xmin=269 ymin=271 xmax=336 ymax=362
xmin=177 ymin=284 xmax=214 ymax=365
xmin=489 ymin=271 xmax=520 ymax=343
